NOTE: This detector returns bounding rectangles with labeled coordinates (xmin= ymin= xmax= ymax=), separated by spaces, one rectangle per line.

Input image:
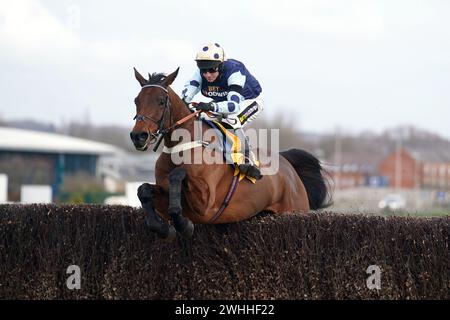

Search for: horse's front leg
xmin=137 ymin=183 xmax=176 ymax=241
xmin=168 ymin=167 xmax=194 ymax=238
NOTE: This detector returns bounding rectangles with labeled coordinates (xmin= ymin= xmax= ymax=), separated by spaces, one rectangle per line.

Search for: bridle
xmin=133 ymin=84 xmax=172 ymax=150
xmin=133 ymin=84 xmax=202 ymax=151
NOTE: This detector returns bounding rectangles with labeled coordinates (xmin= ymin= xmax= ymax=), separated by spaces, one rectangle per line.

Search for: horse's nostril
xmin=130 ymin=131 xmax=149 ymax=143
xmin=130 ymin=132 xmax=149 ymax=148
xmin=138 ymin=132 xmax=149 ymax=141
xmin=130 ymin=132 xmax=139 ymax=142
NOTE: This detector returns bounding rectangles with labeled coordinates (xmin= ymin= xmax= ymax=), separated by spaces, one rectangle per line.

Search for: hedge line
xmin=0 ymin=204 xmax=448 ymax=299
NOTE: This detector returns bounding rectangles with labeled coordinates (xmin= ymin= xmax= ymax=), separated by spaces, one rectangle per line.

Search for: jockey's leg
xmin=168 ymin=167 xmax=194 ymax=238
xmin=137 ymin=183 xmax=176 ymax=240
xmin=235 ymin=128 xmax=262 ymax=180
xmin=236 ymin=98 xmax=264 ymax=127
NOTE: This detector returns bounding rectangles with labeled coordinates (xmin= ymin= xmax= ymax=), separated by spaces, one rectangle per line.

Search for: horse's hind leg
xmin=137 ymin=183 xmax=176 ymax=241
xmin=168 ymin=167 xmax=194 ymax=238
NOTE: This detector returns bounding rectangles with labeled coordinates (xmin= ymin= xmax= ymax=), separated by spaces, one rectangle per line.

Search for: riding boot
xmin=238 ymin=162 xmax=262 ymax=180
xmin=237 ymin=133 xmax=262 ymax=180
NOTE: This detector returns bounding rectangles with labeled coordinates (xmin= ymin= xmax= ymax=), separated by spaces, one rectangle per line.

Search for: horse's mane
xmin=145 ymin=73 xmax=167 ymax=85
xmin=146 ymin=71 xmax=192 ymax=113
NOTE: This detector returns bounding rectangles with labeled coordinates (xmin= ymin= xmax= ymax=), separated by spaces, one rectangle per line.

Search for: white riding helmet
xmin=195 ymin=43 xmax=226 ymax=69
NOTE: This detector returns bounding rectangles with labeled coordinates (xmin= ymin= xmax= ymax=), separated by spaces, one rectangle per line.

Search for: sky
xmin=1 ymin=0 xmax=450 ymax=139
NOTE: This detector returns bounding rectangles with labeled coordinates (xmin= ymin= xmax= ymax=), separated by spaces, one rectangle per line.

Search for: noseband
xmin=133 ymin=84 xmax=172 ymax=149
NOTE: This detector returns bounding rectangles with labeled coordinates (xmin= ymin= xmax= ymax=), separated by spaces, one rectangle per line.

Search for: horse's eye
xmin=134 ymin=97 xmax=138 ymax=105
xmin=159 ymin=99 xmax=165 ymax=106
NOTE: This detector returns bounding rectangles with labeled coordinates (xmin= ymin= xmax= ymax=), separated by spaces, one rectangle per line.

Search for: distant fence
xmin=0 ymin=204 xmax=448 ymax=299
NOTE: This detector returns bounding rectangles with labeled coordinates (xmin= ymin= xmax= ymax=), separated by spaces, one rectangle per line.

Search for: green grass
xmin=381 ymin=209 xmax=450 ymax=217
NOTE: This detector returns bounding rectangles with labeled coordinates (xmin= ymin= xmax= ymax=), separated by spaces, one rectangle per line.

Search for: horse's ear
xmin=163 ymin=67 xmax=179 ymax=86
xmin=134 ymin=67 xmax=147 ymax=86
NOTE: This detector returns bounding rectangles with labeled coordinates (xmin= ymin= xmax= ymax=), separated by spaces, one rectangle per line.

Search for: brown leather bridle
xmin=134 ymin=84 xmax=202 ymax=151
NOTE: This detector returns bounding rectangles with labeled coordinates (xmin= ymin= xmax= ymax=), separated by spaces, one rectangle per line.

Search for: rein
xmin=153 ymin=109 xmax=202 ymax=152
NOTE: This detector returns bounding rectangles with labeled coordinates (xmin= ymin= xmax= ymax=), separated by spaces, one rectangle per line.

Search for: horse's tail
xmin=280 ymin=148 xmax=333 ymax=210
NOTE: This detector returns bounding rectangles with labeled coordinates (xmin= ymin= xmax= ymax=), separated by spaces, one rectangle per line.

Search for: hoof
xmin=179 ymin=220 xmax=194 ymax=239
xmin=160 ymin=225 xmax=177 ymax=242
xmin=137 ymin=183 xmax=153 ymax=201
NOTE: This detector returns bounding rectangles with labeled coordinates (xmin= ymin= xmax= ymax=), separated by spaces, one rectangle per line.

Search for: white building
xmin=0 ymin=126 xmax=120 ymax=201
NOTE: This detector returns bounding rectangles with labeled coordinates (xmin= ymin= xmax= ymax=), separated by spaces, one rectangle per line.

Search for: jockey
xmin=181 ymin=43 xmax=264 ymax=180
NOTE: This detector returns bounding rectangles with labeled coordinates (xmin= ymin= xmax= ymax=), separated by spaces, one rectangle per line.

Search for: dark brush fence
xmin=0 ymin=204 xmax=448 ymax=299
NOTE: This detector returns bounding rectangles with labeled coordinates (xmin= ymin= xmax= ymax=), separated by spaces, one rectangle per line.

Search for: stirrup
xmin=238 ymin=164 xmax=263 ymax=180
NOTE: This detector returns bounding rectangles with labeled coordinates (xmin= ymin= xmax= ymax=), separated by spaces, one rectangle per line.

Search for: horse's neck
xmin=164 ymin=88 xmax=197 ymax=148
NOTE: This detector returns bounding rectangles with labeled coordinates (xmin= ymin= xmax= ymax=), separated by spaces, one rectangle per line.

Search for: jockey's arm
xmin=211 ymin=71 xmax=246 ymax=114
xmin=211 ymin=86 xmax=244 ymax=114
xmin=181 ymin=70 xmax=202 ymax=104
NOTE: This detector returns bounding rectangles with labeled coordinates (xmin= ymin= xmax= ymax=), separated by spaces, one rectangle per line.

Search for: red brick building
xmin=329 ymin=164 xmax=366 ymax=189
xmin=379 ymin=147 xmax=450 ymax=190
xmin=328 ymin=152 xmax=382 ymax=189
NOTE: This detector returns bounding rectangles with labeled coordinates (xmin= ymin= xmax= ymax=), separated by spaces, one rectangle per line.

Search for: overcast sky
xmin=1 ymin=0 xmax=450 ymax=138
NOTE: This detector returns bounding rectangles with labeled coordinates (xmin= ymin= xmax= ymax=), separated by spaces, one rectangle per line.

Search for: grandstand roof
xmin=0 ymin=127 xmax=121 ymax=155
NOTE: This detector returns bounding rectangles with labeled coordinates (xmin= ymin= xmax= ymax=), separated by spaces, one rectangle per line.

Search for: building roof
xmin=0 ymin=127 xmax=121 ymax=155
xmin=406 ymin=147 xmax=450 ymax=163
xmin=324 ymin=151 xmax=383 ymax=174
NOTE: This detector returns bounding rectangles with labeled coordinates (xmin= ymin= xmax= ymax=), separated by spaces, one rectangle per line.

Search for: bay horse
xmin=130 ymin=68 xmax=331 ymax=240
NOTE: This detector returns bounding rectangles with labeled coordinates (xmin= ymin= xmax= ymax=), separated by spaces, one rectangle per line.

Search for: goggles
xmin=200 ymin=67 xmax=219 ymax=74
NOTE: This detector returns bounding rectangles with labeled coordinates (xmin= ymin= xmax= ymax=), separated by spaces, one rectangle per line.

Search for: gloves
xmin=195 ymin=102 xmax=215 ymax=112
